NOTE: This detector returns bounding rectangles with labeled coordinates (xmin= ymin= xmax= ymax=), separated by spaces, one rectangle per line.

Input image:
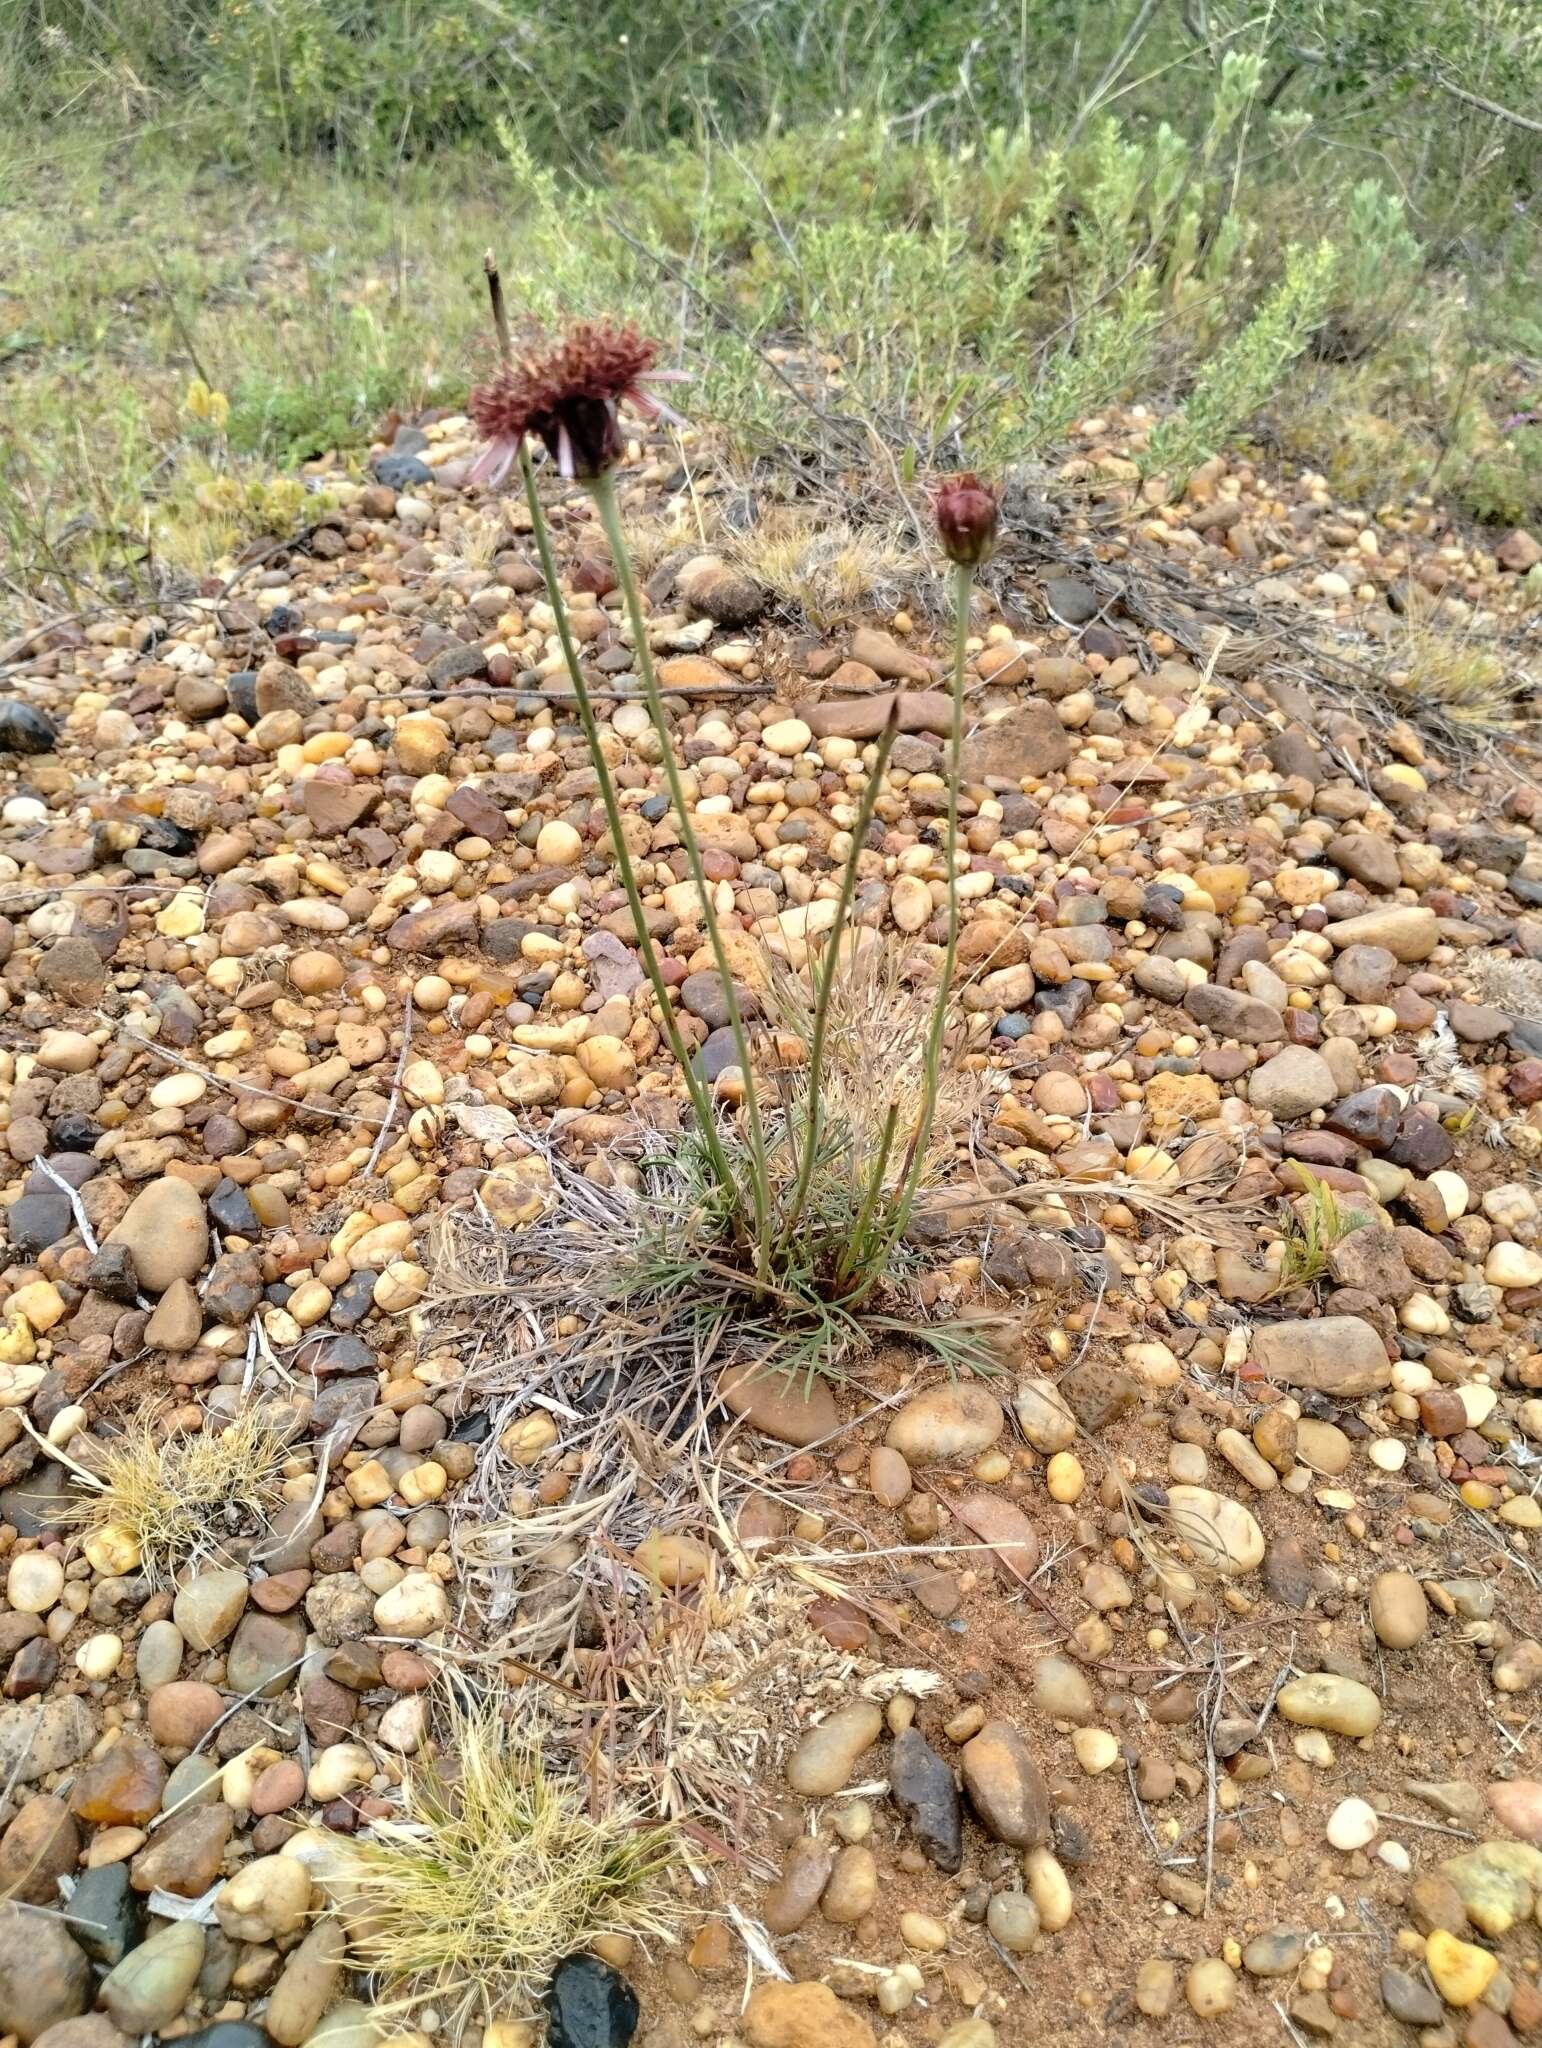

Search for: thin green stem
xmin=776 ymin=701 xmax=901 ymax=1253
xmin=592 ymin=465 xmax=772 ymax=1279
xmin=834 ymin=1096 xmax=902 ymax=1288
xmin=847 ymin=556 xmax=974 ymax=1304
xmin=517 ymin=442 xmax=740 ymax=1209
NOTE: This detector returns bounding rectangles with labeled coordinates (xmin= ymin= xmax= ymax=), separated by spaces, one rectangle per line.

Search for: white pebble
xmin=1325 ymin=1796 xmax=1379 ymax=1851
xmin=6 ymin=1552 xmax=63 ymax=1613
xmin=76 ymin=1632 xmax=124 ymax=1680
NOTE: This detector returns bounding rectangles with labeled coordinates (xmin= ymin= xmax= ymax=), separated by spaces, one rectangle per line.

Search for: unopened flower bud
xmin=933 ymin=472 xmax=1000 ymax=566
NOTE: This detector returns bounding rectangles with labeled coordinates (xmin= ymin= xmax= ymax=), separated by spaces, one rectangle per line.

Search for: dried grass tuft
xmin=726 ymin=507 xmax=925 ymax=628
xmin=64 ymin=1403 xmax=292 ymax=1586
xmin=1375 ymin=590 xmax=1533 ymax=738
xmin=1468 ymin=952 xmax=1542 ymax=1026
xmin=328 ymin=1687 xmax=680 ymax=2035
xmin=765 ymin=934 xmax=982 ymax=1197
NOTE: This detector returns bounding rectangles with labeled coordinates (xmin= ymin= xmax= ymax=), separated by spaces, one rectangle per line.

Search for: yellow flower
xmin=185 ymin=378 xmax=230 ymax=429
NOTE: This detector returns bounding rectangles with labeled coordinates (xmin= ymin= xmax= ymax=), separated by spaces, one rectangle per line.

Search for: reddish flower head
xmin=932 ymin=472 xmax=1000 ymax=566
xmin=467 ymin=319 xmax=688 ymax=486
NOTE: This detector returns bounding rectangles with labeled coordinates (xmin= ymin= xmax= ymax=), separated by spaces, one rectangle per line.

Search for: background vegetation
xmin=2 ymin=0 xmax=1539 ymax=619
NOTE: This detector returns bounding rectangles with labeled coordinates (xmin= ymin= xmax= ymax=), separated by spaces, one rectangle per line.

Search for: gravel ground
xmin=0 ymin=410 xmax=1541 ymax=2048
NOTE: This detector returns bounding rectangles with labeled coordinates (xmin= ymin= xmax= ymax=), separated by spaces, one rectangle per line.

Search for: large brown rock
xmin=716 ymin=1363 xmax=837 ymax=1446
xmin=960 ymin=1719 xmax=1051 ymax=1847
xmin=0 ymin=1900 xmax=90 ymax=2042
xmin=1185 ymin=983 xmax=1285 ymax=1043
xmin=303 ymin=777 xmax=380 ymax=836
xmin=385 ymin=901 xmax=479 ymax=954
xmin=804 ymin=689 xmax=952 ymax=741
xmin=105 ymin=1178 xmax=208 ymax=1294
xmin=0 ymin=1794 xmax=77 ymax=1903
xmin=1324 ymin=907 xmax=1438 ymax=961
xmin=743 ymin=1981 xmax=877 ymax=2048
xmin=959 ymin=700 xmax=1070 ymax=782
xmin=1250 ymin=1316 xmax=1391 ymax=1396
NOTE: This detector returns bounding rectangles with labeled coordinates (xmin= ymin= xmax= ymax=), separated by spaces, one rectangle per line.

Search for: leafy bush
xmin=1145 ymin=242 xmax=1339 ymax=484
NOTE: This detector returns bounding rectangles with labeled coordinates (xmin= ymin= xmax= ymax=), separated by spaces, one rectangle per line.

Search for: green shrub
xmin=1145 ymin=241 xmax=1339 ymax=485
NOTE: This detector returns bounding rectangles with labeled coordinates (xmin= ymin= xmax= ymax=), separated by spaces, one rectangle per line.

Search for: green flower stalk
xmin=464 ymin=290 xmax=1005 ymax=1374
xmin=852 ymin=473 xmax=999 ymax=1295
xmin=470 ymin=304 xmax=771 ymax=1273
xmin=514 ymin=442 xmax=741 ymax=1214
xmin=592 ymin=465 xmax=775 ymax=1277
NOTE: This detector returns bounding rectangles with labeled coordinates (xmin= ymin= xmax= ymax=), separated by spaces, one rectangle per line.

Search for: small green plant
xmin=469 ymin=289 xmax=999 ymax=1379
xmin=1274 ymin=1169 xmax=1367 ymax=1293
xmin=1145 ymin=240 xmax=1338 ymax=485
xmin=329 ymin=1688 xmax=680 ymax=2034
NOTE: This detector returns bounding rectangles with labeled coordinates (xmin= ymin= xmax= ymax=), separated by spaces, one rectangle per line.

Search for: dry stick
xmin=96 ymin=1015 xmax=386 ymax=1129
xmin=1428 ymin=70 xmax=1542 ymax=135
xmin=375 ymin=680 xmax=774 ymax=703
xmin=364 ymin=990 xmax=415 ymax=1175
xmin=30 ymin=1155 xmax=99 ymax=1254
xmin=482 ymin=250 xmax=514 ymax=365
xmin=1201 ymin=1637 xmax=1225 ymax=1916
xmin=189 ymin=1656 xmax=310 ymax=1756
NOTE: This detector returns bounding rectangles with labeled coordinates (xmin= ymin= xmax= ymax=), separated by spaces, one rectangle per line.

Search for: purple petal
xmin=468 ymin=435 xmax=519 ymax=487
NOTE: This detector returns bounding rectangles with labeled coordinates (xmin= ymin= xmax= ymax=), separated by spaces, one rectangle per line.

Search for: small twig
xmin=365 ymin=992 xmax=415 ymax=1176
xmin=190 ymin=1656 xmax=310 ymax=1755
xmin=1426 ymin=71 xmax=1542 ymax=136
xmin=0 ymin=611 xmax=87 ymax=670
xmin=30 ymin=1154 xmax=99 ymax=1255
xmin=97 ymin=1014 xmax=387 ymax=1129
xmin=1273 ymin=2000 xmax=1313 ymax=2048
xmin=1373 ymin=1811 xmax=1475 ymax=1840
xmin=15 ymin=1412 xmax=106 ymax=1489
xmin=1201 ymin=1637 xmax=1224 ymax=1916
xmin=1126 ymin=1752 xmax=1164 ymax=1858
xmin=372 ymin=680 xmax=777 ymax=703
xmin=483 ymin=251 xmax=514 ymax=368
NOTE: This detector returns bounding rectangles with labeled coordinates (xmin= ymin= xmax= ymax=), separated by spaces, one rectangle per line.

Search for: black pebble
xmin=327 ymin=1270 xmax=378 ymax=1330
xmin=135 ymin=815 xmax=198 ymax=856
xmin=545 ymin=1954 xmax=640 ymax=2048
xmin=49 ymin=1111 xmax=102 ymax=1152
xmin=227 ymin=671 xmax=260 ymax=723
xmin=64 ymin=1860 xmax=143 ymax=1964
xmin=0 ymin=702 xmax=58 ymax=755
xmin=84 ymin=1241 xmax=141 ymax=1303
xmin=208 ymin=1175 xmax=261 ymax=1236
xmin=889 ymin=1726 xmax=963 ymax=1873
xmin=372 ymin=452 xmax=433 ymax=489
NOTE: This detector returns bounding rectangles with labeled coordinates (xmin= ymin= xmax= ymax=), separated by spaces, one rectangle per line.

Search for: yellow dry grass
xmin=63 ymin=1403 xmax=292 ymax=1586
xmin=327 ymin=1689 xmax=680 ymax=2034
xmin=1377 ymin=591 xmax=1529 ymax=736
xmin=726 ymin=506 xmax=924 ymax=628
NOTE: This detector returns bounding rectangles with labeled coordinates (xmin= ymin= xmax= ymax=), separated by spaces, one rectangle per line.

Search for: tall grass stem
xmin=516 ymin=443 xmax=742 ymax=1208
xmin=593 ymin=465 xmax=773 ymax=1276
